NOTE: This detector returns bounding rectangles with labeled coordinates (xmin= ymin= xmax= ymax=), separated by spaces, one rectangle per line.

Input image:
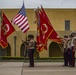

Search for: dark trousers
xmin=68 ymin=48 xmax=71 ymax=65
xmin=28 ymin=49 xmax=34 ymax=67
xmin=70 ymin=46 xmax=75 ymax=67
xmin=63 ymin=49 xmax=68 ymax=66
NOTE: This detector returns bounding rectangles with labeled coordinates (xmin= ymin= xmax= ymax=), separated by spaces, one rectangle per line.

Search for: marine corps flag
xmin=49 ymin=30 xmax=62 ymax=43
xmin=0 ymin=24 xmax=8 ymax=48
xmin=35 ymin=10 xmax=43 ymax=52
xmin=0 ymin=12 xmax=15 ymax=48
xmin=35 ymin=9 xmax=54 ymax=52
xmin=2 ymin=13 xmax=15 ymax=37
xmin=40 ymin=6 xmax=62 ymax=43
xmin=36 ymin=24 xmax=43 ymax=52
xmin=35 ymin=6 xmax=62 ymax=52
xmin=39 ymin=12 xmax=53 ymax=50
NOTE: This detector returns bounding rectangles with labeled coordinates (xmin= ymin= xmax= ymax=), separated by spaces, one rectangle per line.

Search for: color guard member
xmin=28 ymin=34 xmax=35 ymax=67
xmin=63 ymin=34 xmax=69 ymax=66
xmin=70 ymin=32 xmax=76 ymax=67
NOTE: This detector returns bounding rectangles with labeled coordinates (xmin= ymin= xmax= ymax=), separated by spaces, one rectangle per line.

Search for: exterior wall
xmin=1 ymin=9 xmax=76 ymax=57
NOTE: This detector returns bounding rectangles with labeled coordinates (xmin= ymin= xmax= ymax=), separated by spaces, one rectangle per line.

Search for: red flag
xmin=0 ymin=12 xmax=15 ymax=48
xmin=49 ymin=30 xmax=62 ymax=43
xmin=2 ymin=12 xmax=15 ymax=37
xmin=36 ymin=11 xmax=43 ymax=52
xmin=41 ymin=6 xmax=62 ymax=43
xmin=39 ymin=12 xmax=53 ymax=49
xmin=41 ymin=6 xmax=51 ymax=25
xmin=0 ymin=24 xmax=8 ymax=48
xmin=36 ymin=7 xmax=62 ymax=52
xmin=36 ymin=25 xmax=43 ymax=52
xmin=36 ymin=9 xmax=53 ymax=52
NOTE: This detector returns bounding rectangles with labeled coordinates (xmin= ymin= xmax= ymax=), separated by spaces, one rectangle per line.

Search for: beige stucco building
xmin=0 ymin=8 xmax=76 ymax=58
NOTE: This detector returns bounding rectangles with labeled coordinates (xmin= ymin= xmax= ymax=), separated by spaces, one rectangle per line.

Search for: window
xmin=65 ymin=20 xmax=70 ymax=30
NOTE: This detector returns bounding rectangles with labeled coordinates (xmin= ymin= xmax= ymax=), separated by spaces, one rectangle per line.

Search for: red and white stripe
xmin=13 ymin=13 xmax=29 ymax=33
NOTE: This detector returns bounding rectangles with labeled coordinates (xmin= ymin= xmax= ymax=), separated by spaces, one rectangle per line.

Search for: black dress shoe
xmin=62 ymin=65 xmax=68 ymax=66
xmin=28 ymin=66 xmax=34 ymax=67
xmin=68 ymin=65 xmax=75 ymax=67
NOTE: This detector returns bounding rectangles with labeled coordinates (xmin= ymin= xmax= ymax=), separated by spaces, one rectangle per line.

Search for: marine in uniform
xmin=27 ymin=35 xmax=35 ymax=67
xmin=69 ymin=32 xmax=76 ymax=67
xmin=63 ymin=34 xmax=69 ymax=66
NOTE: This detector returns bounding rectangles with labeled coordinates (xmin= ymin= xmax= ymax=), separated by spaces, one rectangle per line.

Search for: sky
xmin=0 ymin=0 xmax=76 ymax=9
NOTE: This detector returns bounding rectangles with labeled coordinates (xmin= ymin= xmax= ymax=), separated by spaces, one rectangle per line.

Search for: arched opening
xmin=20 ymin=43 xmax=25 ymax=57
xmin=34 ymin=49 xmax=39 ymax=58
xmin=0 ymin=43 xmax=11 ymax=56
xmin=34 ymin=41 xmax=39 ymax=58
xmin=49 ymin=42 xmax=63 ymax=57
xmin=6 ymin=43 xmax=11 ymax=56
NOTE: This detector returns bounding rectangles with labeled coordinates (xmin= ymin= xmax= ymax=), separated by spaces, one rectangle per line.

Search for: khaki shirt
xmin=70 ymin=37 xmax=76 ymax=46
xmin=63 ymin=39 xmax=68 ymax=49
xmin=73 ymin=37 xmax=76 ymax=50
xmin=29 ymin=39 xmax=35 ymax=49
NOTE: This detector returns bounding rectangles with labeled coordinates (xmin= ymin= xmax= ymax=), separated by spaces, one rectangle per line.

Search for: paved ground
xmin=0 ymin=62 xmax=23 ymax=75
xmin=23 ymin=62 xmax=76 ymax=75
xmin=0 ymin=62 xmax=76 ymax=75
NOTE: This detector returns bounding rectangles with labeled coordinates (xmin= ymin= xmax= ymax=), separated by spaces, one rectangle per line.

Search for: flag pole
xmin=0 ymin=10 xmax=2 ymax=39
xmin=15 ymin=30 xmax=23 ymax=41
xmin=0 ymin=10 xmax=2 ymax=25
xmin=23 ymin=0 xmax=28 ymax=41
xmin=0 ymin=10 xmax=2 ymax=55
xmin=15 ymin=28 xmax=28 ymax=43
xmin=0 ymin=10 xmax=1 ymax=24
xmin=58 ymin=43 xmax=63 ymax=52
xmin=0 ymin=11 xmax=1 ymax=54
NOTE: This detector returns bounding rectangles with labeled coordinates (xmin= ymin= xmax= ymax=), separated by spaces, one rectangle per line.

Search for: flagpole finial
xmin=38 ymin=7 xmax=40 ymax=10
xmin=23 ymin=0 xmax=24 ymax=4
xmin=34 ymin=8 xmax=37 ymax=12
xmin=41 ymin=5 xmax=42 ymax=7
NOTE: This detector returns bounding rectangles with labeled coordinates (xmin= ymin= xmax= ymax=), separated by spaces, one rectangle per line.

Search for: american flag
xmin=12 ymin=3 xmax=29 ymax=33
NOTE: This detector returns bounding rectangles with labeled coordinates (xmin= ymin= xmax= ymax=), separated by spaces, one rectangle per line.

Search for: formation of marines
xmin=22 ymin=32 xmax=76 ymax=67
xmin=63 ymin=32 xmax=76 ymax=67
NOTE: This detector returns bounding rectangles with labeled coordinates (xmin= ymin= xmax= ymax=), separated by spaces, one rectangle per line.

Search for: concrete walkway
xmin=0 ymin=62 xmax=23 ymax=75
xmin=23 ymin=62 xmax=76 ymax=75
xmin=0 ymin=62 xmax=76 ymax=75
